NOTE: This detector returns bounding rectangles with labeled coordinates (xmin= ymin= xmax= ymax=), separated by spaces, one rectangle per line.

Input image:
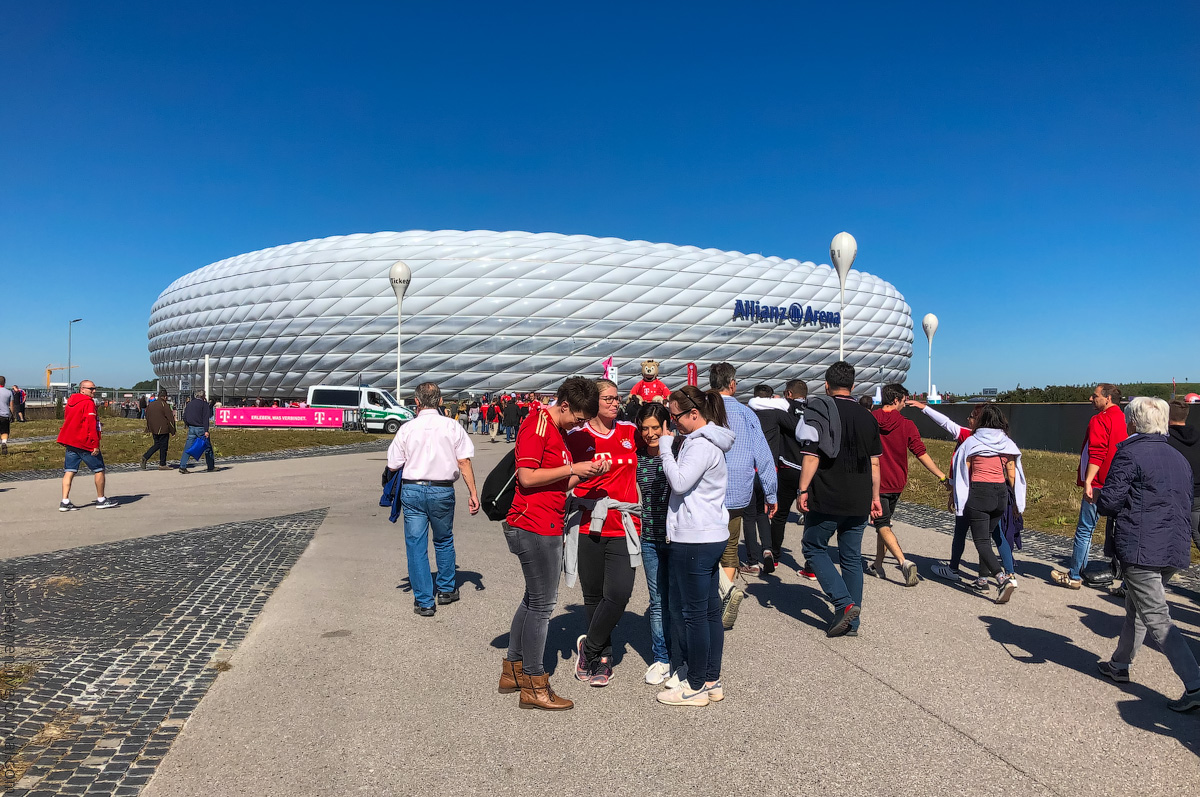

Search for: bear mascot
xmin=629 ymin=359 xmax=671 ymax=403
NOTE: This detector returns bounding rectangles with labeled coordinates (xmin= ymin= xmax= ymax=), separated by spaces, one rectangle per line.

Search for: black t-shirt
xmin=805 ymin=396 xmax=882 ymax=516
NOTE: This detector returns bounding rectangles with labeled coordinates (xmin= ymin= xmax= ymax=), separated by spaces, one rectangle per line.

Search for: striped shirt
xmin=636 ymin=452 xmax=670 ymax=544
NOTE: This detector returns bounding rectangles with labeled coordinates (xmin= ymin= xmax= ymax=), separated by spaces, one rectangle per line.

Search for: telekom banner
xmin=214 ymin=407 xmax=344 ymax=428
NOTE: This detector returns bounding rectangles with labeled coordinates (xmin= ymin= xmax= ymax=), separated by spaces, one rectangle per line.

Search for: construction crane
xmin=46 ymin=364 xmax=78 ymax=388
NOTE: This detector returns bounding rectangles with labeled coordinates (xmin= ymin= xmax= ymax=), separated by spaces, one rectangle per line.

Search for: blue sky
xmin=2 ymin=1 xmax=1196 ymax=393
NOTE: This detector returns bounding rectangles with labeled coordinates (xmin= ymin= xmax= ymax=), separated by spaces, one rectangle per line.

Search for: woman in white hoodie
xmin=952 ymin=405 xmax=1027 ymax=604
xmin=655 ymin=385 xmax=736 ymax=707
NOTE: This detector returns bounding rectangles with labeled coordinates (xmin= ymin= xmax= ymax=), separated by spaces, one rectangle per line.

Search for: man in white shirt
xmin=387 ymin=382 xmax=480 ymax=617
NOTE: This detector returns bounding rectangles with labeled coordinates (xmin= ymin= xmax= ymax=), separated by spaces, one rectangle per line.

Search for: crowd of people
xmin=387 ymin=364 xmax=1200 ymax=715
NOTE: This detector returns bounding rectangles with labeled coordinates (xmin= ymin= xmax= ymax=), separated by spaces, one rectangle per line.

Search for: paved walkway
xmin=1 ymin=442 xmax=1197 ymax=796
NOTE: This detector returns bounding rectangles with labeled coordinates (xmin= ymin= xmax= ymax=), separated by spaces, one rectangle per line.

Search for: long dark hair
xmin=635 ymin=402 xmax=671 ymax=454
xmin=975 ymin=404 xmax=1010 ymax=434
xmin=668 ymin=385 xmax=728 ymax=428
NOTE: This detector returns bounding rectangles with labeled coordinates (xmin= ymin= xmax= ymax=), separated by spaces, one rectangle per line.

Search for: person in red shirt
xmin=565 ymin=378 xmax=642 ymax=687
xmin=870 ymin=384 xmax=948 ymax=585
xmin=499 ymin=377 xmax=605 ymax=711
xmin=56 ymin=380 xmax=118 ymax=511
xmin=1052 ymin=383 xmax=1128 ymax=588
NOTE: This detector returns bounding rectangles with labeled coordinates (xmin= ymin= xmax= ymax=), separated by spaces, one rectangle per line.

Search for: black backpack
xmin=481 ymin=449 xmax=518 ymax=522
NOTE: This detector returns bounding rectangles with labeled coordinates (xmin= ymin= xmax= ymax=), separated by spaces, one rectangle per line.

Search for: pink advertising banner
xmin=214 ymin=407 xmax=344 ymax=428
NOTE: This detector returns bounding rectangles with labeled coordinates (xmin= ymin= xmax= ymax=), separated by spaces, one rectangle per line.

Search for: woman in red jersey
xmin=565 ymin=379 xmax=643 ymax=687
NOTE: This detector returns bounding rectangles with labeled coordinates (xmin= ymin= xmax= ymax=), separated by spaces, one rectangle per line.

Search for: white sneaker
xmin=644 ymin=661 xmax=671 ymax=685
xmin=657 ymin=685 xmax=710 ymax=707
xmin=663 ymin=665 xmax=688 ymax=690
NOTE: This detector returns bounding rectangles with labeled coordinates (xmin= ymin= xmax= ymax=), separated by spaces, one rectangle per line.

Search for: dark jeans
xmin=801 ymin=511 xmax=867 ymax=630
xmin=578 ymin=533 xmax=636 ymax=661
xmin=950 ymin=513 xmax=1016 ymax=573
xmin=741 ymin=477 xmax=773 ymax=565
xmin=143 ymin=433 xmax=170 ymax=466
xmin=503 ymin=524 xmax=563 ymax=677
xmin=964 ymin=482 xmax=1008 ymax=577
xmin=668 ymin=540 xmax=725 ymax=691
xmin=770 ymin=465 xmax=802 ymax=556
xmin=640 ymin=540 xmax=672 ymax=666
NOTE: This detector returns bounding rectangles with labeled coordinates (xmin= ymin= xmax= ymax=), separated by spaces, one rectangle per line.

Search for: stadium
xmin=147 ymin=230 xmax=914 ymax=399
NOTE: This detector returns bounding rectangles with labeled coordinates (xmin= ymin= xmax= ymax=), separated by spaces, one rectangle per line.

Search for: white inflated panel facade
xmin=148 ymin=230 xmax=913 ymax=398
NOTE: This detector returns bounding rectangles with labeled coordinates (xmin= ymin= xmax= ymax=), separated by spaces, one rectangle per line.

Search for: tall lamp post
xmin=67 ymin=318 xmax=83 ymax=394
xmin=922 ymin=313 xmax=939 ymax=397
xmin=830 ymin=232 xmax=857 ymax=361
xmin=389 ymin=260 xmax=412 ymax=400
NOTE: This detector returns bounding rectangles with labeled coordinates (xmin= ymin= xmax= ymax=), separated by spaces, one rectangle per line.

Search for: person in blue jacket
xmin=1095 ymin=396 xmax=1199 ymax=713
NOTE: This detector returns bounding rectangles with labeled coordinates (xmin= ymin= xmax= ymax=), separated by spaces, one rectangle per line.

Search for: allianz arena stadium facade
xmin=148 ymin=230 xmax=913 ymax=398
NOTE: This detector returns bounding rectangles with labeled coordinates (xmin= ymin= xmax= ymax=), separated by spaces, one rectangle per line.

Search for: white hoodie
xmin=659 ymin=424 xmax=737 ymax=543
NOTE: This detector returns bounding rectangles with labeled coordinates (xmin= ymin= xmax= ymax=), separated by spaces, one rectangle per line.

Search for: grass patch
xmin=0 ymin=427 xmax=379 ymax=473
xmin=210 ymin=660 xmax=233 ymax=672
xmin=1 ymin=662 xmax=39 ymax=690
xmin=31 ymin=575 xmax=84 ymax=591
xmin=8 ymin=416 xmax=147 ymax=439
xmin=904 ymin=440 xmax=1199 ymax=563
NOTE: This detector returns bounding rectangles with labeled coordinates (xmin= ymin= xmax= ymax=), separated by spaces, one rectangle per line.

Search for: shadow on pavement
xmin=395 ymin=568 xmax=485 ymax=593
xmin=743 ymin=577 xmax=831 ymax=632
xmin=488 ymin=602 xmax=655 ymax=676
xmin=981 ymin=615 xmax=1098 ymax=672
xmin=1115 ymin=695 xmax=1200 ymax=759
xmin=107 ymin=493 xmax=148 ymax=505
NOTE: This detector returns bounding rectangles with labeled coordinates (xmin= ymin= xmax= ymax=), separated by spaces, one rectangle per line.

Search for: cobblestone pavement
xmin=1 ymin=509 xmax=326 ymax=795
xmin=894 ymin=501 xmax=1200 ymax=589
xmin=0 ymin=440 xmax=388 ymax=483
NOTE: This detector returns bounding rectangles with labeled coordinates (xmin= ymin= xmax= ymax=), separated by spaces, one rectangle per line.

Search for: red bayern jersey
xmin=508 ymin=407 xmax=573 ymax=536
xmin=566 ymin=420 xmax=641 ymax=537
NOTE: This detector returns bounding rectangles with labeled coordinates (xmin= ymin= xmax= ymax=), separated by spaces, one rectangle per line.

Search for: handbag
xmin=185 ymin=435 xmax=210 ymax=459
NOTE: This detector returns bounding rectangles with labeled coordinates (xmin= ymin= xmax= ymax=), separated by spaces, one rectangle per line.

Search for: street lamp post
xmin=829 ymin=232 xmax=857 ymax=361
xmin=389 ymin=260 xmax=412 ymax=400
xmin=922 ymin=313 xmax=939 ymax=397
xmin=68 ymin=318 xmax=83 ymax=395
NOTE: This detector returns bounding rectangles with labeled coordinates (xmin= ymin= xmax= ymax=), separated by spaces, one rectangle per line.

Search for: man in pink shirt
xmin=387 ymin=381 xmax=480 ymax=615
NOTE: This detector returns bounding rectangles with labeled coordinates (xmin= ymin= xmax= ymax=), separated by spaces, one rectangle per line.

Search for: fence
xmin=902 ymin=402 xmax=1200 ymax=455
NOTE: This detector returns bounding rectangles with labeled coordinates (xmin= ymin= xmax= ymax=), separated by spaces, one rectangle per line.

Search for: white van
xmin=306 ymin=385 xmax=415 ymax=434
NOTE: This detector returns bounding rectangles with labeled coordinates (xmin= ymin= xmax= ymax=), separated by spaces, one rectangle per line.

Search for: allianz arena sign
xmin=148 ymin=230 xmax=912 ymax=397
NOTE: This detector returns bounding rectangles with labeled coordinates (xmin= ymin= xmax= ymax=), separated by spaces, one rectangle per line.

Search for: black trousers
xmin=143 ymin=433 xmax=170 ymax=466
xmin=741 ymin=477 xmax=773 ymax=564
xmin=769 ymin=465 xmax=802 ymax=556
xmin=578 ymin=532 xmax=636 ymax=661
xmin=964 ymin=482 xmax=1008 ymax=577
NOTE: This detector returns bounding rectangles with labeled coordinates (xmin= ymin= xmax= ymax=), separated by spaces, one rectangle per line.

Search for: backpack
xmin=480 ymin=448 xmax=518 ymax=522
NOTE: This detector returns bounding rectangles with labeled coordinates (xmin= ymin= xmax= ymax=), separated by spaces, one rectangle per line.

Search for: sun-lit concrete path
xmin=3 ymin=440 xmax=1197 ymax=796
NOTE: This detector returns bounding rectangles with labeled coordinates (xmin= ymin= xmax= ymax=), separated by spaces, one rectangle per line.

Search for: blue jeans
xmin=667 ymin=540 xmax=725 ymax=691
xmin=1067 ymin=498 xmax=1099 ymax=580
xmin=640 ymin=541 xmax=671 ymax=666
xmin=801 ymin=512 xmax=867 ymax=631
xmin=505 ymin=424 xmax=515 ymax=443
xmin=179 ymin=426 xmax=214 ymax=470
xmin=400 ymin=484 xmax=457 ymax=608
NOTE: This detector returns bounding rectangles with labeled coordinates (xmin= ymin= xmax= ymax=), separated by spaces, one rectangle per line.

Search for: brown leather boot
xmin=518 ymin=672 xmax=574 ymax=711
xmin=498 ymin=658 xmax=523 ymax=694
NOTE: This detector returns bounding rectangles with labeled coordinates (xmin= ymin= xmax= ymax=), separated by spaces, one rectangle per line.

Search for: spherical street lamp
xmin=922 ymin=313 xmax=939 ymax=398
xmin=829 ymin=232 xmax=857 ymax=361
xmin=389 ymin=260 xmax=412 ymax=399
